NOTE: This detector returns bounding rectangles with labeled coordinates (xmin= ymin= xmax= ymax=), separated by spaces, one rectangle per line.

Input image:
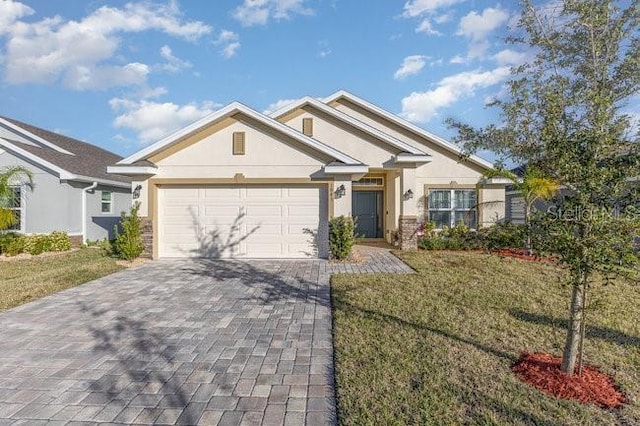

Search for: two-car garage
xmin=157 ymin=185 xmax=329 ymax=258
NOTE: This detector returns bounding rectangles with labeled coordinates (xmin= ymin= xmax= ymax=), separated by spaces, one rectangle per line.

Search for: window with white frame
xmin=428 ymin=189 xmax=477 ymax=229
xmin=101 ymin=191 xmax=112 ymax=214
xmin=5 ymin=187 xmax=23 ymax=231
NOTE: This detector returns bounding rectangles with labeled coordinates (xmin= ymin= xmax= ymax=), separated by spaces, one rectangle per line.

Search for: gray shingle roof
xmin=0 ymin=117 xmax=130 ymax=184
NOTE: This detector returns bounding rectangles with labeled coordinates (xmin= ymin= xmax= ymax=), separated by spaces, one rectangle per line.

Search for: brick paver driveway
xmin=0 ymin=246 xmax=412 ymax=425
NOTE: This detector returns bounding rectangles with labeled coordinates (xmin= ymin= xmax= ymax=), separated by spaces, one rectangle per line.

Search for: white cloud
xmin=394 ymin=55 xmax=428 ymax=80
xmin=457 ymin=7 xmax=509 ymax=59
xmin=136 ymin=86 xmax=169 ymax=99
xmin=317 ymin=40 xmax=331 ymax=58
xmin=493 ymin=48 xmax=527 ymax=65
xmin=402 ymin=0 xmax=463 ymax=35
xmin=158 ymin=45 xmax=192 ymax=73
xmin=110 ymin=96 xmax=220 ymax=144
xmin=400 ymin=66 xmax=510 ymax=122
xmin=457 ymin=7 xmax=509 ymax=40
xmin=233 ymin=0 xmax=313 ymax=27
xmin=0 ymin=0 xmax=33 ymax=34
xmin=223 ymin=42 xmax=241 ymax=58
xmin=263 ymin=98 xmax=301 ymax=115
xmin=215 ymin=30 xmax=241 ymax=58
xmin=1 ymin=1 xmax=211 ymax=89
xmin=403 ymin=0 xmax=464 ymax=18
xmin=65 ymin=62 xmax=150 ymax=90
xmin=415 ymin=18 xmax=441 ymax=35
xmin=450 ymin=55 xmax=465 ymax=64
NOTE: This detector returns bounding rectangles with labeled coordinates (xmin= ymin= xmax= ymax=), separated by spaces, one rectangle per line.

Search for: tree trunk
xmin=561 ymin=279 xmax=585 ymax=375
xmin=524 ymin=202 xmax=532 ymax=255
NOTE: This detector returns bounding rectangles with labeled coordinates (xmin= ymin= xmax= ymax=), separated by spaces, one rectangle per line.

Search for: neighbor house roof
xmin=0 ymin=117 xmax=130 ymax=187
xmin=323 ymin=90 xmax=494 ymax=170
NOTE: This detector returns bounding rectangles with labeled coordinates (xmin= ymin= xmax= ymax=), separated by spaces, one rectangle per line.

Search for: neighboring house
xmin=0 ymin=117 xmax=131 ymax=244
xmin=108 ymin=90 xmax=507 ymax=259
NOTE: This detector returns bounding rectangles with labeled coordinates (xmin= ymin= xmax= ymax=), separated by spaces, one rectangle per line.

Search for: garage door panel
xmin=245 ymin=187 xmax=283 ymax=198
xmin=203 ymin=187 xmax=242 ymax=198
xmin=159 ymin=185 xmax=327 ymax=258
xmin=244 ymin=205 xmax=282 ymax=218
xmin=202 ymin=205 xmax=241 ymax=217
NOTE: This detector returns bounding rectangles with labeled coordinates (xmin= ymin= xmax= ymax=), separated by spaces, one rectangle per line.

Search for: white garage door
xmin=158 ymin=185 xmax=328 ymax=258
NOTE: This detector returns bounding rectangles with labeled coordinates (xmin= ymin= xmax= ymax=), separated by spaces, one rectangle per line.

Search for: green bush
xmin=23 ymin=234 xmax=52 ymax=255
xmin=477 ymin=222 xmax=526 ymax=250
xmin=113 ymin=203 xmax=144 ymax=261
xmin=0 ymin=232 xmax=21 ymax=254
xmin=3 ymin=235 xmax=25 ymax=256
xmin=99 ymin=238 xmax=115 ymax=257
xmin=417 ymin=221 xmax=481 ymax=251
xmin=48 ymin=231 xmax=71 ymax=251
xmin=329 ymin=216 xmax=356 ymax=260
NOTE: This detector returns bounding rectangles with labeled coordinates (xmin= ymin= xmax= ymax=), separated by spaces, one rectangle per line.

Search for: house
xmin=108 ymin=90 xmax=507 ymax=259
xmin=0 ymin=117 xmax=131 ymax=244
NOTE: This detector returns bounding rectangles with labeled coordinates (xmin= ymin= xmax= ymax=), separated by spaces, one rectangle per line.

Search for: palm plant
xmin=0 ymin=166 xmax=34 ymax=230
xmin=484 ymin=167 xmax=559 ymax=254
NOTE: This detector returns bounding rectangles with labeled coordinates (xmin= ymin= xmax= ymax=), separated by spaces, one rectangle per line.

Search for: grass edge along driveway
xmin=0 ymin=248 xmax=124 ymax=311
xmin=331 ymin=250 xmax=640 ymax=425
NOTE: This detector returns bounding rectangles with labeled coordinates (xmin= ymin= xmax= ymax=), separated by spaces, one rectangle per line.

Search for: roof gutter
xmin=81 ymin=182 xmax=98 ymax=245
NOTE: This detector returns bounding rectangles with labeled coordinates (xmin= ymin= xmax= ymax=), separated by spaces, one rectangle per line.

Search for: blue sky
xmin=0 ymin=0 xmax=526 ymax=158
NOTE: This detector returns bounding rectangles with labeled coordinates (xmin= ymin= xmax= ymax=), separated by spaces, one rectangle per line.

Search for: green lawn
xmin=0 ymin=248 xmax=124 ymax=311
xmin=332 ymin=251 xmax=640 ymax=425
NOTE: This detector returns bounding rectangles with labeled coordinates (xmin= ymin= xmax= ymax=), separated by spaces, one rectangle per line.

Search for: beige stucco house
xmin=108 ymin=90 xmax=506 ymax=259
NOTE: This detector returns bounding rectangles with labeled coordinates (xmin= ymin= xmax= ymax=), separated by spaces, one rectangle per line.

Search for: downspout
xmin=82 ymin=182 xmax=98 ymax=244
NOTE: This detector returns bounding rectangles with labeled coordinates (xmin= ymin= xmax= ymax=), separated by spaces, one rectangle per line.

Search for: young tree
xmin=483 ymin=167 xmax=559 ymax=254
xmin=450 ymin=0 xmax=640 ymax=376
xmin=0 ymin=166 xmax=33 ymax=230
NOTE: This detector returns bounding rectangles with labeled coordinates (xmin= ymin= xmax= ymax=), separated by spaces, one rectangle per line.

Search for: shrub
xmin=329 ymin=216 xmax=356 ymax=260
xmin=417 ymin=221 xmax=481 ymax=251
xmin=23 ymin=234 xmax=53 ymax=255
xmin=477 ymin=222 xmax=526 ymax=250
xmin=113 ymin=203 xmax=144 ymax=261
xmin=99 ymin=238 xmax=115 ymax=257
xmin=0 ymin=232 xmax=21 ymax=255
xmin=3 ymin=235 xmax=25 ymax=256
xmin=48 ymin=231 xmax=71 ymax=251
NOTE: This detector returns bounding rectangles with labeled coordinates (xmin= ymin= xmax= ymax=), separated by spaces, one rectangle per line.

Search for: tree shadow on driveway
xmin=179 ymin=257 xmax=332 ymax=310
xmin=78 ymin=302 xmax=204 ymax=424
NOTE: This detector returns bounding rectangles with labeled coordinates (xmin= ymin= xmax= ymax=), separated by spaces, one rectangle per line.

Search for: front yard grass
xmin=332 ymin=251 xmax=640 ymax=425
xmin=0 ymin=248 xmax=124 ymax=311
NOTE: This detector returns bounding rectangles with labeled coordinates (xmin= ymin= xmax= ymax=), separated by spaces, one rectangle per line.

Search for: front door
xmin=352 ymin=191 xmax=383 ymax=238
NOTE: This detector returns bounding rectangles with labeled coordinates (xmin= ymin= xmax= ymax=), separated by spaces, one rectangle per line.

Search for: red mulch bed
xmin=512 ymin=352 xmax=628 ymax=409
xmin=490 ymin=248 xmax=557 ymax=262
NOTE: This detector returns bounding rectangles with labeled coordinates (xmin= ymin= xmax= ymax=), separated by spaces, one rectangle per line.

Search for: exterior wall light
xmin=335 ymin=184 xmax=346 ymax=199
xmin=133 ymin=184 xmax=142 ymax=200
xmin=404 ymin=189 xmax=414 ymax=200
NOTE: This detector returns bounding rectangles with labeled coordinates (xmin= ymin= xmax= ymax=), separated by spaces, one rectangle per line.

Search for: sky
xmin=0 ymin=0 xmax=530 ymax=160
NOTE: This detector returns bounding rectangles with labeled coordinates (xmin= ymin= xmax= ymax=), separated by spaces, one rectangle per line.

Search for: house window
xmin=233 ymin=132 xmax=245 ymax=155
xmin=5 ymin=187 xmax=22 ymax=231
xmin=302 ymin=118 xmax=313 ymax=137
xmin=354 ymin=177 xmax=384 ymax=187
xmin=101 ymin=191 xmax=112 ymax=213
xmin=428 ymin=189 xmax=477 ymax=229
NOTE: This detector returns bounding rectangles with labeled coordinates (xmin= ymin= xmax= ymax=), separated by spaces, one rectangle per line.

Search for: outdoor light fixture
xmin=335 ymin=184 xmax=346 ymax=199
xmin=132 ymin=184 xmax=142 ymax=200
xmin=404 ymin=189 xmax=414 ymax=200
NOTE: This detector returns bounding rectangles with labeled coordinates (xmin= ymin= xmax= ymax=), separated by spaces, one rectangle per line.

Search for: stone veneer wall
xmin=140 ymin=218 xmax=153 ymax=259
xmin=69 ymin=235 xmax=83 ymax=248
xmin=398 ymin=216 xmax=418 ymax=250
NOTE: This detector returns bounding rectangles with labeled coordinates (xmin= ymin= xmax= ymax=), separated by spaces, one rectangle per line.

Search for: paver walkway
xmin=0 ymin=246 xmax=412 ymax=425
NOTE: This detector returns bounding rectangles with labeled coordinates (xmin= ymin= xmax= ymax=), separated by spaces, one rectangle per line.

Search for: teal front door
xmin=352 ymin=191 xmax=383 ymax=238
